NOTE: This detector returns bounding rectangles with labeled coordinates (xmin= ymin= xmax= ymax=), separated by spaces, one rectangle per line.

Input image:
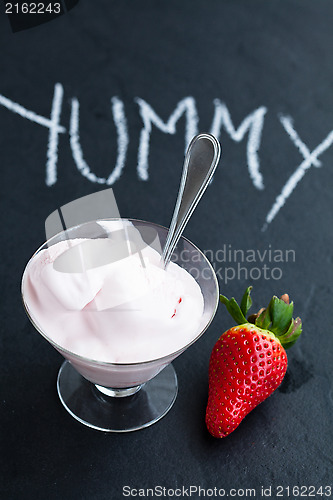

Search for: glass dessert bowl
xmin=21 ymin=219 xmax=219 ymax=432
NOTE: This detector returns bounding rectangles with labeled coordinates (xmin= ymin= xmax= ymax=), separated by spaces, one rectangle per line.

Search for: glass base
xmin=56 ymin=360 xmax=178 ymax=432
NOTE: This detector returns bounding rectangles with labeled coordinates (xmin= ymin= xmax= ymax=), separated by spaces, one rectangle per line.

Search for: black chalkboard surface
xmin=1 ymin=1 xmax=332 ymax=498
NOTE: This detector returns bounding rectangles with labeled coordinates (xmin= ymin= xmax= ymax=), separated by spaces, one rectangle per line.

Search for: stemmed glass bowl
xmin=21 ymin=219 xmax=219 ymax=432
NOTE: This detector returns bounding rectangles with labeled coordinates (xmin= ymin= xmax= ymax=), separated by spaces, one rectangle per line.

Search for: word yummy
xmin=1 ymin=83 xmax=332 ymax=229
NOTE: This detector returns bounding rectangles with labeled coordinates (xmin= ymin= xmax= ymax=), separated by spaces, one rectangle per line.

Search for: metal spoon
xmin=162 ymin=133 xmax=221 ymax=267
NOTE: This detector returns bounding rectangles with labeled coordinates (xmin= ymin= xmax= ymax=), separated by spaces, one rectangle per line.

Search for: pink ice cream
xmin=22 ymin=222 xmax=205 ymax=365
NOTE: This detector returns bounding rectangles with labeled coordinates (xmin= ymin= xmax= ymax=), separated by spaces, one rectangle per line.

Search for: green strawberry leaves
xmin=220 ymin=286 xmax=253 ymax=325
xmin=255 ymin=295 xmax=302 ymax=347
xmin=260 ymin=296 xmax=294 ymax=336
xmin=220 ymin=287 xmax=302 ymax=349
xmin=278 ymin=317 xmax=302 ymax=349
xmin=220 ymin=294 xmax=247 ymax=325
xmin=240 ymin=286 xmax=253 ymax=317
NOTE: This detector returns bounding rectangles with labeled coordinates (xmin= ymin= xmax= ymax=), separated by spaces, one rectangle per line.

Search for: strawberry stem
xmin=220 ymin=287 xmax=302 ymax=349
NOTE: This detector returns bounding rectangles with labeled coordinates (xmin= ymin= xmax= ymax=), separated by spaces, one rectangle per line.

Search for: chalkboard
xmin=1 ymin=1 xmax=332 ymax=498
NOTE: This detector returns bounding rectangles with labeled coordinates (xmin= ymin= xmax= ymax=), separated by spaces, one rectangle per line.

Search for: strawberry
xmin=205 ymin=286 xmax=302 ymax=438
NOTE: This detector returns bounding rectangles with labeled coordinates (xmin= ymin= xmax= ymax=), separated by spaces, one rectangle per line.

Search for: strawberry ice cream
xmin=22 ymin=220 xmax=204 ymax=365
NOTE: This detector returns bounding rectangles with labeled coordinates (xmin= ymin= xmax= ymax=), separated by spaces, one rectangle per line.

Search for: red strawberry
xmin=206 ymin=286 xmax=302 ymax=438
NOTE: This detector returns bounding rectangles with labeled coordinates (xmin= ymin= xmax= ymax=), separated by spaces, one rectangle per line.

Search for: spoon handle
xmin=162 ymin=134 xmax=221 ymax=268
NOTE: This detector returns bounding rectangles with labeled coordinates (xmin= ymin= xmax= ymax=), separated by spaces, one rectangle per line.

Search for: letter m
xmin=210 ymin=99 xmax=267 ymax=190
xmin=135 ymin=97 xmax=198 ymax=180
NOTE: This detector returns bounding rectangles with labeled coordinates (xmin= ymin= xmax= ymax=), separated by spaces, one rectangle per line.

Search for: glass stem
xmin=94 ymin=384 xmax=143 ymax=398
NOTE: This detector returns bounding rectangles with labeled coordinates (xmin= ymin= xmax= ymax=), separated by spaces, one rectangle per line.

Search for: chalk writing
xmin=69 ymin=96 xmax=129 ymax=185
xmin=70 ymin=97 xmax=105 ymax=185
xmin=136 ymin=97 xmax=198 ymax=181
xmin=210 ymin=99 xmax=267 ymax=190
xmin=262 ymin=117 xmax=333 ymax=230
xmin=0 ymin=82 xmax=331 ymax=230
xmin=0 ymin=83 xmax=66 ymax=187
xmin=47 ymin=83 xmax=64 ymax=186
